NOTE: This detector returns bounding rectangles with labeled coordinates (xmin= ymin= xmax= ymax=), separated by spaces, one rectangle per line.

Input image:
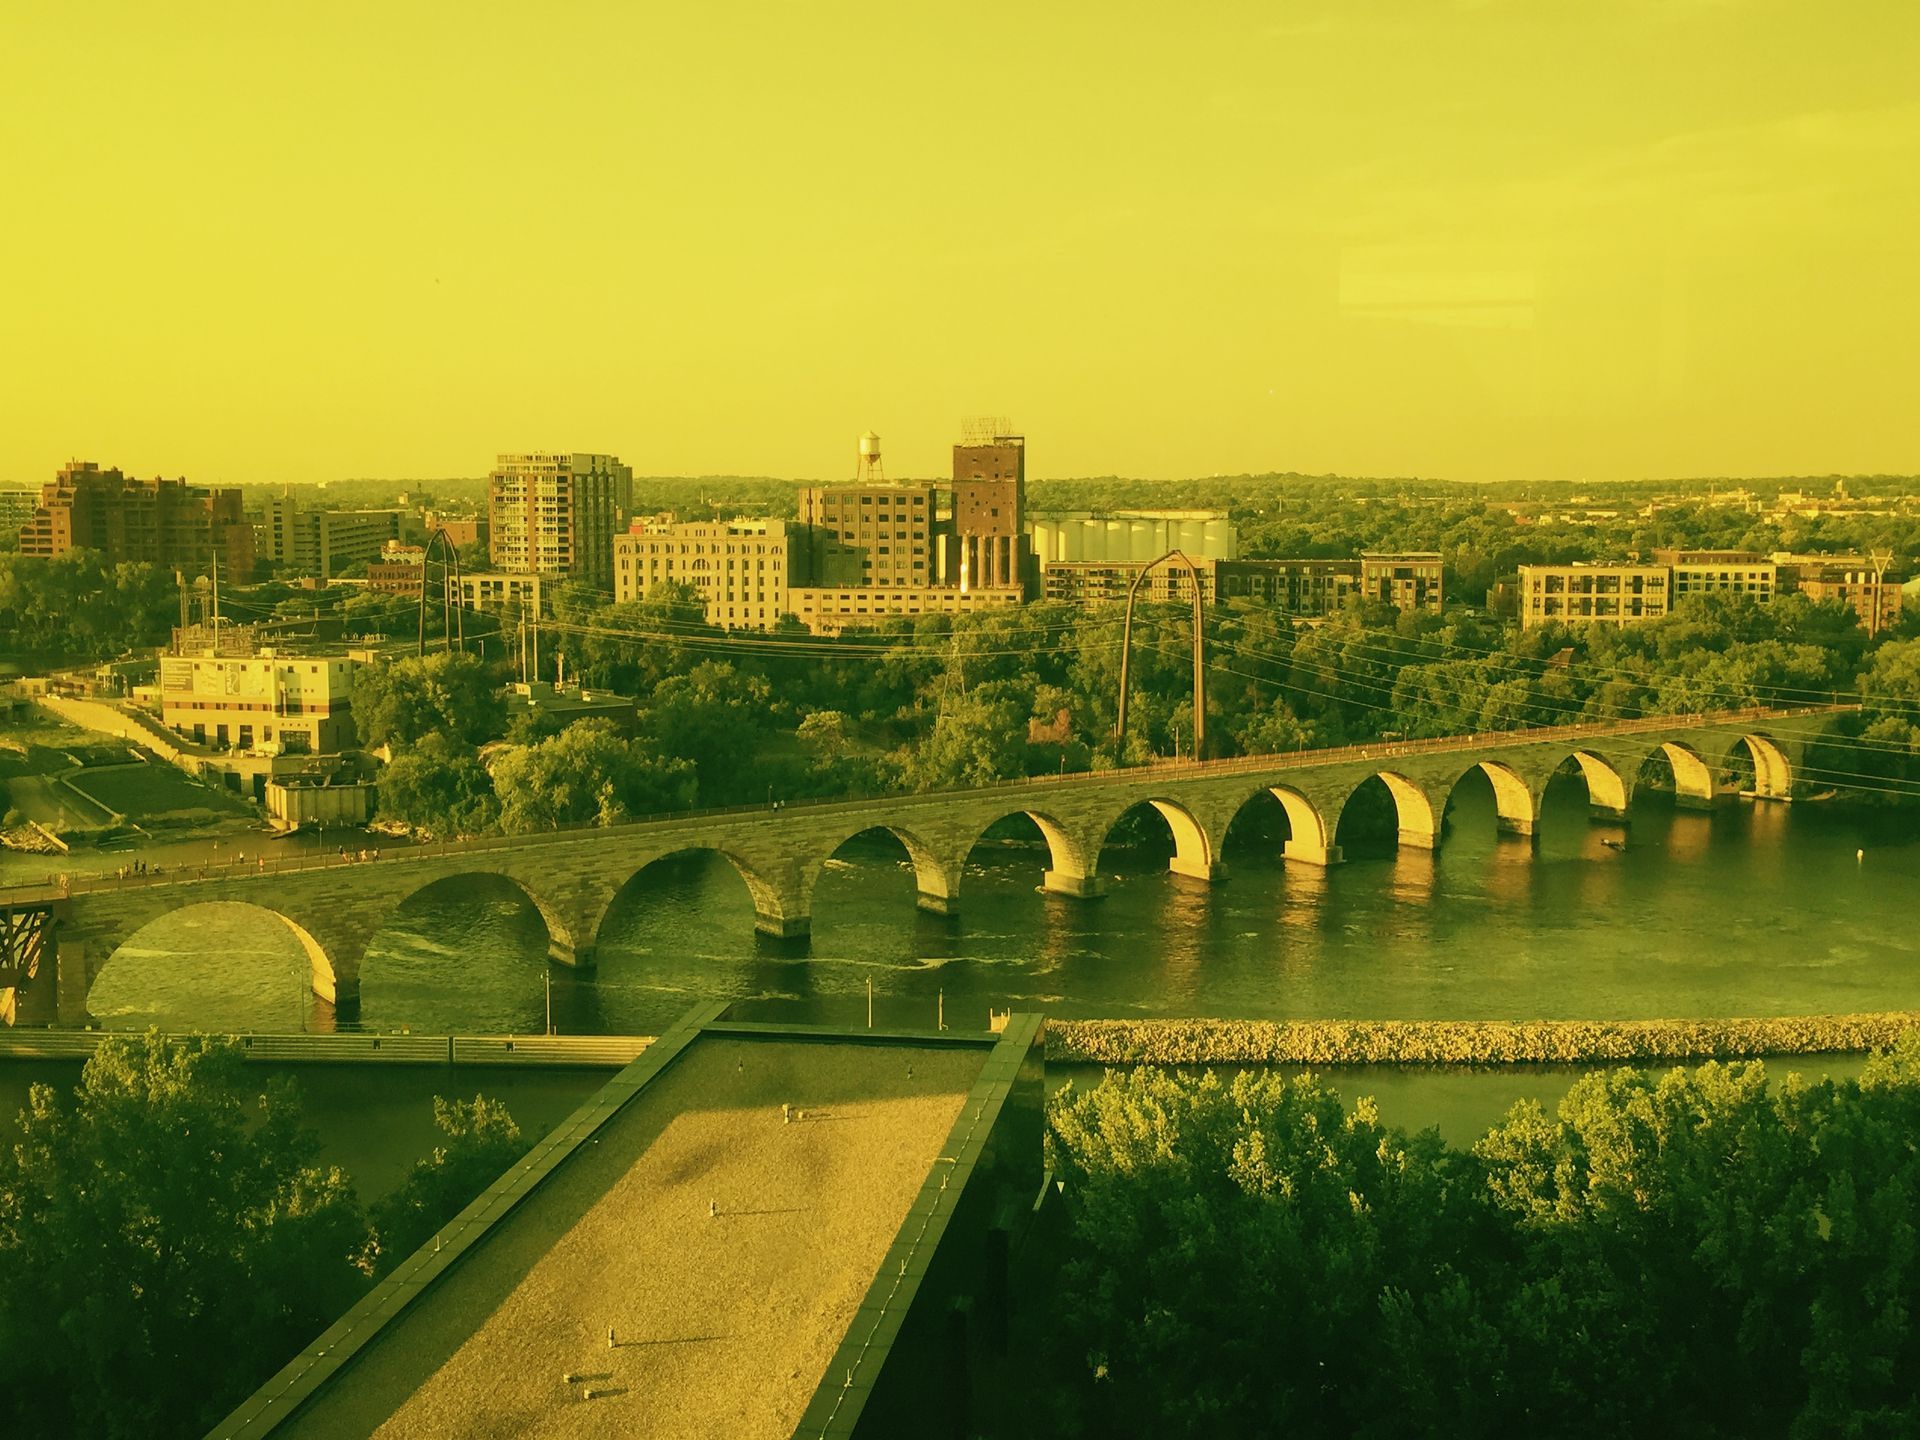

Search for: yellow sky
xmin=3 ymin=1 xmax=1916 ymax=486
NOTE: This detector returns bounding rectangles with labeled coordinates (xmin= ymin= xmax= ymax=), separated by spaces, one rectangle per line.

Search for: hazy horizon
xmin=4 ymin=3 xmax=1916 ymax=486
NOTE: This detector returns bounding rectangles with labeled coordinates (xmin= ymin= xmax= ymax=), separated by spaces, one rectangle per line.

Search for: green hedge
xmin=1046 ymin=1012 xmax=1920 ymax=1067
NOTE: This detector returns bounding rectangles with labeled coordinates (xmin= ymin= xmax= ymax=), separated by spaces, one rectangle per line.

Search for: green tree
xmin=637 ymin=660 xmax=780 ymax=804
xmin=903 ymin=680 xmax=1033 ymax=789
xmin=374 ymin=731 xmax=500 ymax=835
xmin=369 ymin=1095 xmax=524 ymax=1276
xmin=1045 ymin=1066 xmax=1488 ymax=1440
xmin=490 ymin=718 xmax=696 ymax=831
xmin=0 ymin=551 xmax=178 ymax=661
xmin=354 ymin=650 xmax=505 ymax=749
xmin=0 ymin=1033 xmax=371 ymax=1439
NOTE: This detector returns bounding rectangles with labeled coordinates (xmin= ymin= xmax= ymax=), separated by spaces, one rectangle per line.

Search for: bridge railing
xmin=0 ymin=701 xmax=1856 ymax=906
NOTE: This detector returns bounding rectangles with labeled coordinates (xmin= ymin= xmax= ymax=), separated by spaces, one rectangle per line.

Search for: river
xmin=52 ymin=771 xmax=1920 ymax=1040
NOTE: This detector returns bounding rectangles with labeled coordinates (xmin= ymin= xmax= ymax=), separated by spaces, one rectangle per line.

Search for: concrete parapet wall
xmin=0 ymin=1028 xmax=655 ymax=1068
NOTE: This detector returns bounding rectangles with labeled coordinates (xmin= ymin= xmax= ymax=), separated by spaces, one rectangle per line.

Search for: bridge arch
xmin=1639 ymin=740 xmax=1717 ymax=809
xmin=1335 ymin=771 xmax=1439 ymax=853
xmin=1557 ymin=749 xmax=1631 ymax=818
xmin=1442 ymin=760 xmax=1538 ymax=839
xmin=1095 ymin=797 xmax=1221 ymax=884
xmin=1721 ymin=732 xmax=1793 ymax=799
xmin=967 ymin=814 xmax=1090 ymax=890
xmin=390 ymin=870 xmax=583 ymax=967
xmin=1222 ymin=784 xmax=1338 ymax=867
xmin=807 ymin=823 xmax=959 ymax=919
xmin=591 ymin=845 xmax=794 ymax=947
xmin=85 ymin=901 xmax=343 ymax=1023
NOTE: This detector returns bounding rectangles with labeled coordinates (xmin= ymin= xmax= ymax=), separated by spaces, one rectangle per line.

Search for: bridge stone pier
xmin=5 ymin=706 xmax=1844 ymax=1026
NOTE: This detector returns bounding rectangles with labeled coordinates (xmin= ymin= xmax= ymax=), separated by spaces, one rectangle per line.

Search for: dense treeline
xmin=0 ymin=551 xmax=177 ymax=660
xmin=1038 ymin=1046 xmax=1920 ymax=1438
xmin=0 ymin=1034 xmax=525 ymax=1440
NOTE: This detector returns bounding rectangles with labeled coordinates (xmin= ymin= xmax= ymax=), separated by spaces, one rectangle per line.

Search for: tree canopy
xmin=1040 ymin=1049 xmax=1920 ymax=1438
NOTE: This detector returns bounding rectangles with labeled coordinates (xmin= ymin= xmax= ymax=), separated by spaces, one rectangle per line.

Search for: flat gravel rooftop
xmin=278 ymin=1035 xmax=984 ymax=1440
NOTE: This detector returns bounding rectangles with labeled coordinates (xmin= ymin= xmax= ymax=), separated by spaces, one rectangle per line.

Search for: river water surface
xmin=55 ymin=774 xmax=1920 ymax=1039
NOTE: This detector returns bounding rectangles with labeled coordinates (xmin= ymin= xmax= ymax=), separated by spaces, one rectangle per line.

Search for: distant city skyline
xmin=3 ymin=3 xmax=1915 ymax=487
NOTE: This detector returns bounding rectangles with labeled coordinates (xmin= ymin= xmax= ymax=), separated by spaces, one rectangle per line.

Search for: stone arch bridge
xmin=3 ymin=706 xmax=1849 ymax=1024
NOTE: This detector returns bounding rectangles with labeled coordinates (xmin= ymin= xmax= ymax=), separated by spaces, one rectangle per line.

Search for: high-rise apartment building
xmin=948 ymin=433 xmax=1028 ymax=592
xmin=0 ymin=485 xmax=40 ymax=535
xmin=487 ymin=452 xmax=632 ymax=587
xmin=17 ymin=461 xmax=253 ymax=579
xmin=613 ymin=517 xmax=803 ymax=630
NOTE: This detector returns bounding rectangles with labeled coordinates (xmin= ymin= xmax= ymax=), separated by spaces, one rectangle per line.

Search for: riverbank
xmin=1045 ymin=1011 xmax=1920 ymax=1066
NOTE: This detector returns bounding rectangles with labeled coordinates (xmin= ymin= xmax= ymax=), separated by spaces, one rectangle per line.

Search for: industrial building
xmin=15 ymin=460 xmax=254 ymax=579
xmin=612 ymin=516 xmax=803 ymax=630
xmin=797 ymin=461 xmax=938 ymax=590
xmin=157 ymin=651 xmax=362 ymax=754
xmin=947 ymin=428 xmax=1029 ymax=591
xmin=488 ymin=451 xmax=632 ymax=587
xmin=1027 ymin=509 xmax=1238 ymax=568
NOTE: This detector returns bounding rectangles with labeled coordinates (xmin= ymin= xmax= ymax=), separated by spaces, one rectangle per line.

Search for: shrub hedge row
xmin=1045 ymin=1012 xmax=1920 ymax=1066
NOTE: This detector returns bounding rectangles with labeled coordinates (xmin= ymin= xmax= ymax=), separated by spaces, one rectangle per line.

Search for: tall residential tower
xmin=487 ymin=451 xmax=632 ymax=587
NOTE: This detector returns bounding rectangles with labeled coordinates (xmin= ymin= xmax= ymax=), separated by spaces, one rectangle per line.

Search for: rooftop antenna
xmin=961 ymin=415 xmax=1014 ymax=445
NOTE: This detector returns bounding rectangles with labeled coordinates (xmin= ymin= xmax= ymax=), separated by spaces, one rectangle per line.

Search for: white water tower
xmin=856 ymin=430 xmax=885 ymax=483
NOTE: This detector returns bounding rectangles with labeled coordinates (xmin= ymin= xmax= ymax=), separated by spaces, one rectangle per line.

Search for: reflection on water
xmin=74 ymin=783 xmax=1920 ymax=1037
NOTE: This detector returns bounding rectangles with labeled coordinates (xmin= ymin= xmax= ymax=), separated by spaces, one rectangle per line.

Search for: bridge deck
xmin=0 ymin=702 xmax=1852 ymax=906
